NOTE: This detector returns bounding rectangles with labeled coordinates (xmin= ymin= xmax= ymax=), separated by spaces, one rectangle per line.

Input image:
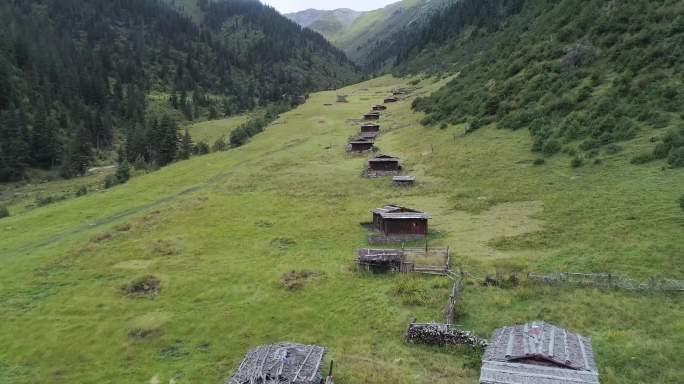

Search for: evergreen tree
xmin=178 ymin=127 xmax=193 ymax=160
xmin=158 ymin=116 xmax=179 ymax=166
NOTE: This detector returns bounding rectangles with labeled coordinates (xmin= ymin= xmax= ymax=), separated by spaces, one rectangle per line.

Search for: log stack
xmin=405 ymin=323 xmax=487 ymax=350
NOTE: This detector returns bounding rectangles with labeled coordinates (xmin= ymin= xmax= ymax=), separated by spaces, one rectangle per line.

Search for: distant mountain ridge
xmin=285 ymin=0 xmax=454 ymax=69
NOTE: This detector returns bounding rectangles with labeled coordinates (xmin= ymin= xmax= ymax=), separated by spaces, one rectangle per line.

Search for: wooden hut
xmin=393 ymin=175 xmax=415 ymax=186
xmin=364 ymin=112 xmax=380 ymax=121
xmin=360 ymin=131 xmax=378 ymax=139
xmin=357 ymin=248 xmax=405 ymax=273
xmin=368 ymin=155 xmax=401 ymax=172
xmin=361 ymin=123 xmax=380 ymax=133
xmin=347 ymin=137 xmax=374 ymax=152
xmin=372 ymin=105 xmax=387 ymax=111
xmin=226 ymin=342 xmax=329 ymax=384
xmin=371 ymin=205 xmax=430 ymax=237
xmin=480 ymin=322 xmax=599 ymax=384
xmin=384 ymin=97 xmax=398 ymax=103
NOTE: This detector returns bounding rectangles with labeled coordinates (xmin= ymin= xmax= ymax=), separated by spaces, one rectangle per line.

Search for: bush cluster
xmin=0 ymin=205 xmax=9 ymax=219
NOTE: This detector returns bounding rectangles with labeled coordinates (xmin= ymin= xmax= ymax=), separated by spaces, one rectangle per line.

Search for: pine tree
xmin=178 ymin=127 xmax=193 ymax=160
xmin=158 ymin=115 xmax=179 ymax=166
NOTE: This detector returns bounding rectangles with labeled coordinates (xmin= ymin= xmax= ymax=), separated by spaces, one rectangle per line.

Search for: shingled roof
xmin=480 ymin=322 xmax=599 ymax=384
xmin=226 ymin=342 xmax=326 ymax=384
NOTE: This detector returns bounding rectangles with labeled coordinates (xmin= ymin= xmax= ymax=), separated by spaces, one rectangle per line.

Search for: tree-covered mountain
xmin=371 ymin=0 xmax=684 ymax=167
xmin=0 ymin=0 xmax=361 ymax=181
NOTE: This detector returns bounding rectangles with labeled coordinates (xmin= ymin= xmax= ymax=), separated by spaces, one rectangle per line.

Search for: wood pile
xmin=405 ymin=323 xmax=487 ymax=350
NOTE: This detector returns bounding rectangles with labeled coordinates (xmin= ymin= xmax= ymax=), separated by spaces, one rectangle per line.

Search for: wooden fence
xmin=526 ymin=272 xmax=684 ymax=292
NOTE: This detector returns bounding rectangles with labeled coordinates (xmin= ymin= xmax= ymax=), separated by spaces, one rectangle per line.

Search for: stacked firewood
xmin=405 ymin=323 xmax=487 ymax=350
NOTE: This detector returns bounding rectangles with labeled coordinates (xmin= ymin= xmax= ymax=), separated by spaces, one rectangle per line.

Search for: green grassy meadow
xmin=0 ymin=76 xmax=682 ymax=383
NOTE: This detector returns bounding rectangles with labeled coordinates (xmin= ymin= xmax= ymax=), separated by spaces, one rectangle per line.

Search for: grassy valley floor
xmin=0 ymin=76 xmax=682 ymax=383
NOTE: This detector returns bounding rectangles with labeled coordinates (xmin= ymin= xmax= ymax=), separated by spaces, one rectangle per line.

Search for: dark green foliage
xmin=211 ymin=137 xmax=228 ymax=152
xmin=679 ymin=195 xmax=684 ymax=213
xmin=533 ymin=158 xmax=545 ymax=166
xmin=668 ymin=147 xmax=684 ymax=168
xmin=35 ymin=194 xmax=67 ymax=207
xmin=399 ymin=0 xmax=684 ymax=158
xmin=0 ymin=205 xmax=9 ymax=219
xmin=105 ymin=160 xmax=131 ymax=189
xmin=75 ymin=186 xmax=88 ymax=197
xmin=195 ymin=141 xmax=210 ymax=155
xmin=0 ymin=0 xmax=361 ymax=180
xmin=571 ymin=156 xmax=584 ymax=168
xmin=229 ymin=101 xmax=294 ymax=147
xmin=178 ymin=128 xmax=193 ymax=161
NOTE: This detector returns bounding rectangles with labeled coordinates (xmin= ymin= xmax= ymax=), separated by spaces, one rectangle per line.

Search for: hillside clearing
xmin=0 ymin=75 xmax=682 ymax=383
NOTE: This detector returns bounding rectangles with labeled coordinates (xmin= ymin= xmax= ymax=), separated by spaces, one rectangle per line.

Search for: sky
xmin=261 ymin=0 xmax=399 ymax=13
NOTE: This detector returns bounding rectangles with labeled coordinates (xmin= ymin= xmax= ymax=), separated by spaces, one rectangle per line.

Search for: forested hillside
xmin=368 ymin=0 xmax=684 ymax=166
xmin=0 ymin=0 xmax=361 ymax=182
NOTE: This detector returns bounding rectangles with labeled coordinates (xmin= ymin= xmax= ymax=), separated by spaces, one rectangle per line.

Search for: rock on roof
xmin=480 ymin=322 xmax=599 ymax=384
xmin=226 ymin=342 xmax=326 ymax=384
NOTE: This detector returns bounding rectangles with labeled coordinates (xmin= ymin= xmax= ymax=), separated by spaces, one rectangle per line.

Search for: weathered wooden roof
xmin=373 ymin=205 xmax=431 ymax=219
xmin=393 ymin=176 xmax=416 ymax=182
xmin=226 ymin=342 xmax=326 ymax=384
xmin=480 ymin=322 xmax=599 ymax=384
xmin=348 ymin=137 xmax=374 ymax=144
xmin=362 ymin=123 xmax=380 ymax=128
xmin=368 ymin=155 xmax=399 ymax=162
xmin=360 ymin=131 xmax=379 ymax=139
xmin=357 ymin=248 xmax=404 ymax=263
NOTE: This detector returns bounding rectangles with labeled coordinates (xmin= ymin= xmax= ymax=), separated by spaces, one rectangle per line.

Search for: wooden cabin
xmin=372 ymin=105 xmax=387 ymax=111
xmin=347 ymin=137 xmax=374 ymax=152
xmin=361 ymin=123 xmax=380 ymax=133
xmin=368 ymin=155 xmax=401 ymax=172
xmin=393 ymin=175 xmax=415 ymax=186
xmin=384 ymin=97 xmax=398 ymax=103
xmin=226 ymin=342 xmax=330 ymax=384
xmin=360 ymin=131 xmax=379 ymax=139
xmin=480 ymin=322 xmax=599 ymax=384
xmin=371 ymin=205 xmax=431 ymax=237
xmin=364 ymin=112 xmax=380 ymax=121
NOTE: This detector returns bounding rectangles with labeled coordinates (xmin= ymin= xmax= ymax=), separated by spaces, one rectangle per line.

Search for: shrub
xmin=631 ymin=152 xmax=655 ymax=165
xmin=105 ymin=161 xmax=131 ymax=189
xmin=533 ymin=158 xmax=545 ymax=166
xmin=604 ymin=144 xmax=623 ymax=155
xmin=667 ymin=147 xmax=684 ymax=168
xmin=195 ymin=141 xmax=210 ymax=155
xmin=75 ymin=186 xmax=88 ymax=197
xmin=679 ymin=195 xmax=684 ymax=212
xmin=36 ymin=194 xmax=66 ymax=207
xmin=542 ymin=139 xmax=561 ymax=156
xmin=571 ymin=156 xmax=584 ymax=168
xmin=0 ymin=205 xmax=9 ymax=219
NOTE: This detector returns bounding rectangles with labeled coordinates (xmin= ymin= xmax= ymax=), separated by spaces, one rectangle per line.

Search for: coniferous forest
xmin=0 ymin=0 xmax=361 ymax=181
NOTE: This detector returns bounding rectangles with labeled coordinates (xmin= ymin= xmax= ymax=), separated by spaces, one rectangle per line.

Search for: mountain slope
xmin=285 ymin=1 xmax=454 ymax=68
xmin=1 ymin=75 xmax=682 ymax=383
xmin=285 ymin=8 xmax=362 ymax=39
xmin=0 ymin=0 xmax=361 ymax=181
xmin=364 ymin=0 xmax=684 ymax=168
xmin=335 ymin=0 xmax=455 ymax=67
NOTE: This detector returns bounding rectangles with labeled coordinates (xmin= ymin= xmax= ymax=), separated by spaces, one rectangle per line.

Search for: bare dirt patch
xmin=280 ymin=270 xmax=323 ymax=291
xmin=121 ymin=275 xmax=161 ymax=298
